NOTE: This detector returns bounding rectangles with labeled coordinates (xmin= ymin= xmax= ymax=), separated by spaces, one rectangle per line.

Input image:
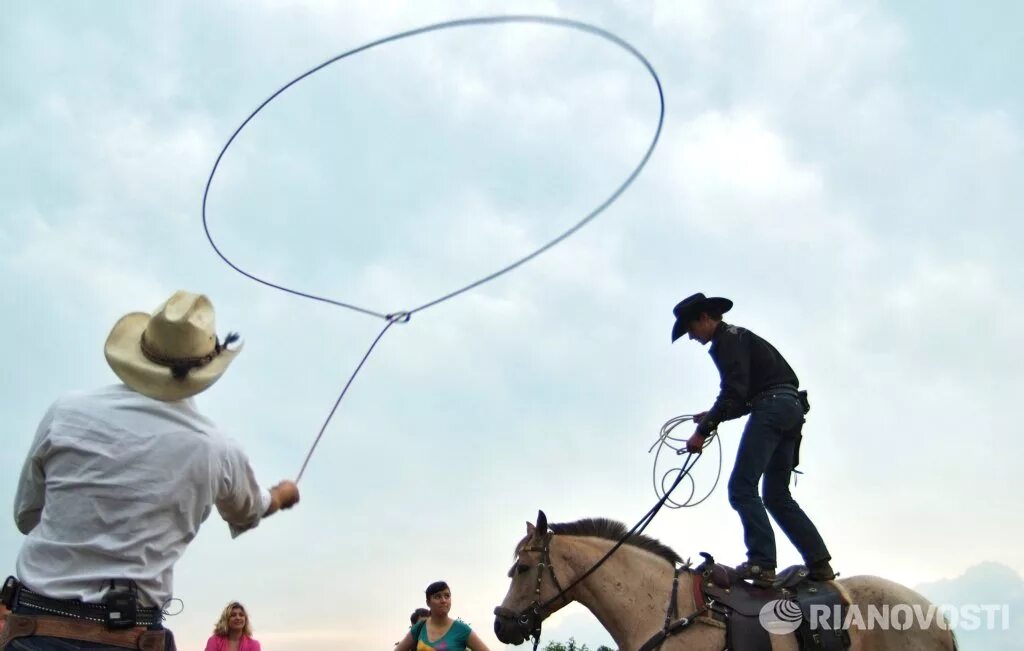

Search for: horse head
xmin=493 ymin=510 xmax=572 ymax=645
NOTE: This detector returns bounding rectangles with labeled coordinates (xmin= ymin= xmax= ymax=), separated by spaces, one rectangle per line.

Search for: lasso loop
xmin=202 ymin=16 xmax=666 ymax=481
xmin=648 ymin=414 xmax=723 ymax=508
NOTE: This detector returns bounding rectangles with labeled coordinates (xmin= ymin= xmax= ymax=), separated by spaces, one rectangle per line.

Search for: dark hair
xmin=689 ymin=307 xmax=723 ymax=326
xmin=425 ymin=581 xmax=450 ymax=599
xmin=409 ymin=608 xmax=429 ymax=625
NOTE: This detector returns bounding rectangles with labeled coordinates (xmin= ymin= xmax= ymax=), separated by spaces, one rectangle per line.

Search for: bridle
xmin=494 ymin=531 xmax=571 ymax=651
xmin=494 ymin=442 xmax=710 ymax=650
xmin=495 ymin=532 xmax=713 ymax=651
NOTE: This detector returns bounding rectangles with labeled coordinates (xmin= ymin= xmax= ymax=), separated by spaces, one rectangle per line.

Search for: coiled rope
xmin=201 ymin=15 xmax=665 ymax=481
xmin=648 ymin=414 xmax=722 ymax=508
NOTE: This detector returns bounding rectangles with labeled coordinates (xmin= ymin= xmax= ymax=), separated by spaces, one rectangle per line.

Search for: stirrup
xmin=735 ymin=562 xmax=776 ymax=587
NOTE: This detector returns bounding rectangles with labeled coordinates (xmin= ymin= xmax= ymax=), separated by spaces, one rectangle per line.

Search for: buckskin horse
xmin=494 ymin=512 xmax=957 ymax=651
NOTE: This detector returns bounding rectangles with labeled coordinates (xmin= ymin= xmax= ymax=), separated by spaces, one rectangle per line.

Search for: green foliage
xmin=543 ymin=637 xmax=613 ymax=651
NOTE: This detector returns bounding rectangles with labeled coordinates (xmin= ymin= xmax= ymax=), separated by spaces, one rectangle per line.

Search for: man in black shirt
xmin=672 ymin=292 xmax=834 ymax=586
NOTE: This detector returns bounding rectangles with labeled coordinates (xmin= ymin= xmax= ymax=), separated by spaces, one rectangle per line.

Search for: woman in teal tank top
xmin=395 ymin=581 xmax=491 ymax=651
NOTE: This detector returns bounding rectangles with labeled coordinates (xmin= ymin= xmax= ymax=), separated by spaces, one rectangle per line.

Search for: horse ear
xmin=526 ymin=521 xmax=536 ymax=537
xmin=537 ymin=510 xmax=548 ymax=537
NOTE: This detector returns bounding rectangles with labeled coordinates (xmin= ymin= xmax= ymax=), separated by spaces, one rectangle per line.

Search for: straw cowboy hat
xmin=671 ymin=292 xmax=733 ymax=342
xmin=104 ymin=291 xmax=242 ymax=401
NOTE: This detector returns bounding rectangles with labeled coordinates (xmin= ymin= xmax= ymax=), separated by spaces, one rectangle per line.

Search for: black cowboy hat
xmin=671 ymin=293 xmax=733 ymax=342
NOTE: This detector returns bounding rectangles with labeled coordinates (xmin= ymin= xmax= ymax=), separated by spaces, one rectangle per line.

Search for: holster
xmin=794 ymin=390 xmax=809 ymax=470
xmin=798 ymin=390 xmax=811 ymax=415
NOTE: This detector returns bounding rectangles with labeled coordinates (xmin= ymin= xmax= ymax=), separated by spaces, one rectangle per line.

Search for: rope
xmin=536 ymin=448 xmax=703 ymax=612
xmin=648 ymin=414 xmax=723 ymax=508
xmin=526 ymin=420 xmax=717 ymax=623
xmin=201 ymin=15 xmax=665 ymax=481
xmin=295 ymin=316 xmax=403 ymax=482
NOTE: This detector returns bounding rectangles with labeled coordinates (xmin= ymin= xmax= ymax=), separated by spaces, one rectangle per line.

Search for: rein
xmin=506 ymin=446 xmax=708 ymax=650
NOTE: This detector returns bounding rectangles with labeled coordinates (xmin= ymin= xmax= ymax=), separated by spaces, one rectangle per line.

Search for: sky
xmin=1 ymin=1 xmax=1022 ymax=650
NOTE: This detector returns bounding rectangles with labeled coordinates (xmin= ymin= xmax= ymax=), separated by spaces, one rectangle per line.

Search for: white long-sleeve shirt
xmin=14 ymin=384 xmax=271 ymax=607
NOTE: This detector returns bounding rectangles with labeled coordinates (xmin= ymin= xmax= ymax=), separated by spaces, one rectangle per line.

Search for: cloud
xmin=2 ymin=2 xmax=1023 ymax=651
xmin=2 ymin=208 xmax=168 ymax=316
xmin=655 ymin=109 xmax=827 ymax=240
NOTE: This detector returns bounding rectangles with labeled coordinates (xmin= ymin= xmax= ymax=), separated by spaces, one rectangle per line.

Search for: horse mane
xmin=549 ymin=517 xmax=682 ymax=566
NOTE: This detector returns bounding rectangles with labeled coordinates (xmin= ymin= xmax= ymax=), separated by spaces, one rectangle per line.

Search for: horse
xmin=494 ymin=511 xmax=958 ymax=651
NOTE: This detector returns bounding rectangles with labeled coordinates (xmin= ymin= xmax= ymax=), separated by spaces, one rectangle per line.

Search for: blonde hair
xmin=213 ymin=601 xmax=253 ymax=637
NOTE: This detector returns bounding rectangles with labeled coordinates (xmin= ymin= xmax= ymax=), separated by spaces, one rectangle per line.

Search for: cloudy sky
xmin=2 ymin=1 xmax=1021 ymax=650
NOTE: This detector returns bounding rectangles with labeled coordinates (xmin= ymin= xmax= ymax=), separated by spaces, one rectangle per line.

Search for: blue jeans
xmin=7 ymin=633 xmax=174 ymax=651
xmin=727 ymin=393 xmax=830 ymax=568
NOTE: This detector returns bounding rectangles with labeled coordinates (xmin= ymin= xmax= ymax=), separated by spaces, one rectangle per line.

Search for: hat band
xmin=140 ymin=331 xmax=239 ymax=379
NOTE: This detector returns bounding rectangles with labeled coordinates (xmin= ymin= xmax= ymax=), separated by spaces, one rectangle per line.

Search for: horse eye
xmin=516 ymin=564 xmax=530 ymax=575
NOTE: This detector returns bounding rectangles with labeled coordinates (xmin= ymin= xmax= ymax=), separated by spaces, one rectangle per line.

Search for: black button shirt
xmin=696 ymin=321 xmax=800 ymax=436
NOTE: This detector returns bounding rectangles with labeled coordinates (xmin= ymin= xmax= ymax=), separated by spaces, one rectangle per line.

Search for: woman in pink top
xmin=205 ymin=601 xmax=262 ymax=651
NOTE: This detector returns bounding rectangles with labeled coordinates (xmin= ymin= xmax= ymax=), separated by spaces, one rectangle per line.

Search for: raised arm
xmin=214 ymin=438 xmax=299 ymax=537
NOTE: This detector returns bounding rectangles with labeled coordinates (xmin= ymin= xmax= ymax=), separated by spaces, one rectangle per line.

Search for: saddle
xmin=696 ymin=553 xmax=850 ymax=651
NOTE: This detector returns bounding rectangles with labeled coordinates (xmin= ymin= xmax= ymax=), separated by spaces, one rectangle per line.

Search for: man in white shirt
xmin=2 ymin=291 xmax=300 ymax=651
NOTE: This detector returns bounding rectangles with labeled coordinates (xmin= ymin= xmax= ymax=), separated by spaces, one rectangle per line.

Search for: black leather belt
xmin=750 ymin=384 xmax=800 ymax=405
xmin=6 ymin=579 xmax=162 ymax=627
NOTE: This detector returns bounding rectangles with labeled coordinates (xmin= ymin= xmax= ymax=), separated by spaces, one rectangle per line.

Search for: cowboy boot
xmin=807 ymin=560 xmax=836 ymax=581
